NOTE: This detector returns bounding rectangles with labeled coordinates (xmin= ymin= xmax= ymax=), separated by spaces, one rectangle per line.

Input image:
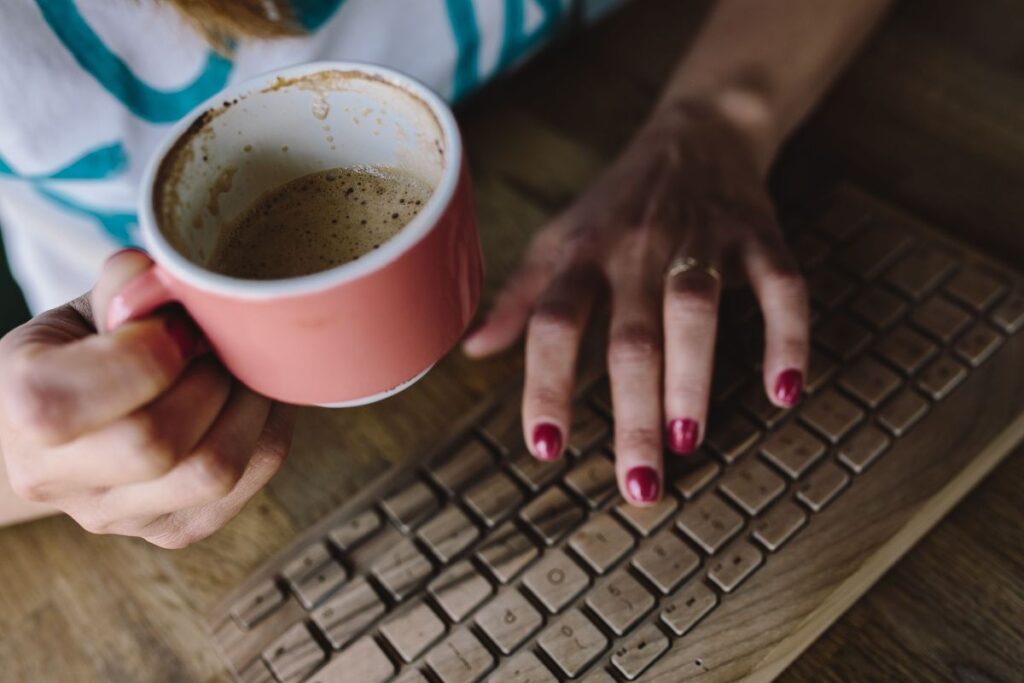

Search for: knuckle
xmin=529 ymin=305 xmax=579 ymax=337
xmin=608 ymin=324 xmax=662 ymax=365
xmin=7 ymin=465 xmax=48 ymax=503
xmin=617 ymin=426 xmax=662 ymax=455
xmin=74 ymin=511 xmax=112 ymax=536
xmin=122 ymin=413 xmax=178 ymax=479
xmin=4 ymin=355 xmax=66 ymax=443
xmin=147 ymin=522 xmax=215 ymax=550
xmin=524 ymin=383 xmax=567 ymax=413
xmin=766 ymin=267 xmax=807 ymax=300
xmin=190 ymin=448 xmax=242 ymax=500
xmin=664 ymin=288 xmax=718 ymax=321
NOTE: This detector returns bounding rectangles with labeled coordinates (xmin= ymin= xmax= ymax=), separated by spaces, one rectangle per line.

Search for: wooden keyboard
xmin=206 ymin=186 xmax=1024 ymax=682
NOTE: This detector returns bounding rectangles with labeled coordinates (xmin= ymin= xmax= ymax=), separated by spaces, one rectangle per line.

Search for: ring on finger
xmin=665 ymin=255 xmax=721 ymax=283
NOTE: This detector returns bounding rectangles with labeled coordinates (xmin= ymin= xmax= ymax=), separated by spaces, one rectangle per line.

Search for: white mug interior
xmin=150 ymin=64 xmax=450 ymax=288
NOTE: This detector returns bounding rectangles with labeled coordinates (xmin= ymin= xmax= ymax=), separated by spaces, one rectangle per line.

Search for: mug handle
xmin=106 ymin=264 xmax=177 ymax=331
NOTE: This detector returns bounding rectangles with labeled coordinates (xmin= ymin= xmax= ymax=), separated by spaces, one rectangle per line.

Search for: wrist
xmin=651 ymin=86 xmax=781 ymax=175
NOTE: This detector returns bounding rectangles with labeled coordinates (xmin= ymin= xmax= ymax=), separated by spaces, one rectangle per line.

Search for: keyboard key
xmin=760 ymin=421 xmax=827 ymax=478
xmin=382 ymin=480 xmax=439 ymax=533
xmin=740 ymin=382 xmax=791 ymax=428
xmin=806 ymin=349 xmax=839 ymax=394
xmin=426 ymin=629 xmax=494 ymax=683
xmin=417 ymin=505 xmax=480 ymax=563
xmin=312 ymin=576 xmax=386 ymax=650
xmin=752 ymin=500 xmax=807 ymax=551
xmin=837 ymin=426 xmax=891 ymax=473
xmin=838 ymin=356 xmax=901 ymax=409
xmin=815 ymin=200 xmax=871 ymax=242
xmin=672 ymin=457 xmax=720 ymax=499
xmin=262 ymin=622 xmax=326 ymax=683
xmin=564 ymin=454 xmax=617 ymax=507
xmin=876 ymin=325 xmax=939 ymax=376
xmin=586 ymin=568 xmax=655 ymax=635
xmin=568 ymin=513 xmax=635 ymax=574
xmin=491 ymin=651 xmax=557 ymax=683
xmin=582 ymin=671 xmax=617 ymax=683
xmin=661 ymin=581 xmax=718 ymax=636
xmin=328 ymin=509 xmax=381 ymax=552
xmin=719 ymin=456 xmax=786 ymax=515
xmin=611 ymin=623 xmax=670 ymax=680
xmin=509 ymin=449 xmax=569 ymax=492
xmin=800 ymin=389 xmax=864 ymax=443
xmin=370 ymin=537 xmax=433 ymax=601
xmin=631 ymin=529 xmax=699 ymax=594
xmin=614 ymin=495 xmax=678 ymax=536
xmin=705 ymin=414 xmax=761 ymax=463
xmin=538 ymin=608 xmax=608 ymax=677
xmin=917 ymin=354 xmax=968 ymax=400
xmin=288 ymin=559 xmax=348 ymax=610
xmin=428 ymin=560 xmax=493 ymax=622
xmin=520 ymin=486 xmax=584 ymax=546
xmin=475 ymin=522 xmax=538 ymax=584
xmin=380 ymin=601 xmax=446 ymax=662
xmin=792 ymin=231 xmax=830 ymax=269
xmin=878 ymin=389 xmax=929 ymax=437
xmin=839 ymin=223 xmax=913 ymax=279
xmin=431 ymin=439 xmax=495 ymax=495
xmin=464 ymin=471 xmax=523 ymax=527
xmin=523 ymin=548 xmax=590 ymax=613
xmin=850 ymin=285 xmax=908 ymax=330
xmin=945 ymin=267 xmax=1006 ymax=311
xmin=816 ymin=314 xmax=872 ymax=361
xmin=480 ymin=399 xmax=527 ymax=455
xmin=708 ymin=540 xmax=763 ymax=592
xmin=229 ymin=579 xmax=284 ymax=629
xmin=308 ymin=636 xmax=395 ymax=683
xmin=797 ymin=462 xmax=850 ymax=512
xmin=237 ymin=659 xmax=274 ymax=683
xmin=394 ymin=670 xmax=430 ymax=683
xmin=807 ymin=269 xmax=856 ymax=310
xmin=954 ymin=323 xmax=1004 ymax=367
xmin=885 ymin=246 xmax=957 ymax=299
xmin=911 ymin=296 xmax=972 ymax=343
xmin=711 ymin=358 xmax=745 ymax=402
xmin=588 ymin=377 xmax=612 ymax=415
xmin=992 ymin=289 xmax=1024 ymax=333
xmin=676 ymin=493 xmax=744 ymax=554
xmin=475 ymin=589 xmax=543 ymax=654
xmin=569 ymin=403 xmax=610 ymax=454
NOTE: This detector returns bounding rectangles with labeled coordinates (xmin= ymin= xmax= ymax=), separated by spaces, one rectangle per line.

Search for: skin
xmin=0 ymin=0 xmax=894 ymax=539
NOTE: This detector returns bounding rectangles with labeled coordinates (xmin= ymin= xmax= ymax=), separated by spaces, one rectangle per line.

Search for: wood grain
xmin=0 ymin=0 xmax=1022 ymax=681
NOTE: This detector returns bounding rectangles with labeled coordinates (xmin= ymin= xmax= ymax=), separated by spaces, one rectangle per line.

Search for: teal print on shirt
xmin=0 ymin=142 xmax=126 ymax=181
xmin=497 ymin=0 xmax=565 ymax=72
xmin=36 ymin=0 xmax=232 ymax=124
xmin=291 ymin=0 xmax=347 ymax=30
xmin=446 ymin=0 xmax=482 ymax=101
xmin=33 ymin=186 xmax=137 ymax=247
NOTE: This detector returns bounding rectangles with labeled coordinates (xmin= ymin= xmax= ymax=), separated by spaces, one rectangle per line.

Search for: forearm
xmin=656 ymin=0 xmax=894 ymax=172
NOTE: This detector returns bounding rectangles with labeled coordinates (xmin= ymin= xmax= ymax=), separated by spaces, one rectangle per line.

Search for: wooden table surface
xmin=1 ymin=1 xmax=1022 ymax=681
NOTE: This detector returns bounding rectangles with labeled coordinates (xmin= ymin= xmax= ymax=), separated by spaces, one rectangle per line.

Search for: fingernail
xmin=775 ymin=368 xmax=804 ymax=406
xmin=626 ymin=466 xmax=660 ymax=503
xmin=103 ymin=247 xmax=146 ymax=266
xmin=532 ymin=422 xmax=563 ymax=461
xmin=667 ymin=418 xmax=700 ymax=455
xmin=165 ymin=314 xmax=201 ymax=359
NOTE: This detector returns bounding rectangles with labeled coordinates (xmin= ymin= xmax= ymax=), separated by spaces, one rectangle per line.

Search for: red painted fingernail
xmin=775 ymin=368 xmax=804 ymax=406
xmin=165 ymin=314 xmax=200 ymax=359
xmin=626 ymin=467 xmax=660 ymax=503
xmin=532 ymin=423 xmax=563 ymax=461
xmin=667 ymin=418 xmax=700 ymax=455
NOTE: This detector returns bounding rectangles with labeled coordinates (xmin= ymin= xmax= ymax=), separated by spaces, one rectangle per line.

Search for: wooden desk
xmin=1 ymin=1 xmax=1021 ymax=681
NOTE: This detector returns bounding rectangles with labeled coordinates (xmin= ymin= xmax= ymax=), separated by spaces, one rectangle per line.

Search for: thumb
xmin=91 ymin=248 xmax=156 ymax=334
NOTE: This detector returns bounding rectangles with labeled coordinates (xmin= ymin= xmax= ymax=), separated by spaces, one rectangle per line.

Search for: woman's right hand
xmin=0 ymin=249 xmax=294 ymax=548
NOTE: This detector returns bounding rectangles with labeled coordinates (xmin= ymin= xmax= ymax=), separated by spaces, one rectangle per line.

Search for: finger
xmin=663 ymin=255 xmax=721 ymax=455
xmin=0 ymin=309 xmax=200 ymax=446
xmin=91 ymin=248 xmax=153 ymax=334
xmin=24 ymin=358 xmax=231 ymax=497
xmin=87 ymin=386 xmax=272 ymax=523
xmin=142 ymin=403 xmax=296 ymax=549
xmin=462 ymin=234 xmax=560 ymax=357
xmin=608 ymin=274 xmax=664 ymax=506
xmin=522 ymin=265 xmax=600 ymax=461
xmin=743 ymin=236 xmax=810 ymax=407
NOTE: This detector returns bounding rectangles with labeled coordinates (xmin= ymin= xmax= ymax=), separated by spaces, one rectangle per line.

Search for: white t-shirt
xmin=0 ymin=0 xmax=624 ymax=314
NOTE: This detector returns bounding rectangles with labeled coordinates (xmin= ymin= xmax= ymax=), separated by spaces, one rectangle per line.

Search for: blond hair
xmin=163 ymin=0 xmax=301 ymax=49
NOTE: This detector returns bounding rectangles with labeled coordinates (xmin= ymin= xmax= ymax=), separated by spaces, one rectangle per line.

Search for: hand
xmin=0 ymin=250 xmax=294 ymax=547
xmin=464 ymin=101 xmax=809 ymax=505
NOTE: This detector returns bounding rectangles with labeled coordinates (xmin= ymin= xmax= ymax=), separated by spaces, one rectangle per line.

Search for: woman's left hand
xmin=463 ymin=101 xmax=810 ymax=506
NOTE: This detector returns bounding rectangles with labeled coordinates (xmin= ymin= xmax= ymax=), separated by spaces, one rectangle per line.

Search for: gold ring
xmin=665 ymin=256 xmax=721 ymax=282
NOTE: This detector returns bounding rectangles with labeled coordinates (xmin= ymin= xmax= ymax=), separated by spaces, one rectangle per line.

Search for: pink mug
xmin=111 ymin=63 xmax=483 ymax=406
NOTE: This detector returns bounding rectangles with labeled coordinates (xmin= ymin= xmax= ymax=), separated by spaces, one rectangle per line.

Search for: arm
xmin=658 ymin=0 xmax=895 ymax=172
xmin=464 ymin=0 xmax=893 ymax=506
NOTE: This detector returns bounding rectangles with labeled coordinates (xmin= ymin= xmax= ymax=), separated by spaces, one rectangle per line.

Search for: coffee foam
xmin=209 ymin=166 xmax=432 ymax=280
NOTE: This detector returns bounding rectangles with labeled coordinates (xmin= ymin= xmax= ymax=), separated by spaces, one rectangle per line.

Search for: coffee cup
xmin=110 ymin=62 xmax=483 ymax=406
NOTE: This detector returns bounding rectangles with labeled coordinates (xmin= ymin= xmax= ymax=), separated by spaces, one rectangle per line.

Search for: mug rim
xmin=138 ymin=61 xmax=463 ymax=300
